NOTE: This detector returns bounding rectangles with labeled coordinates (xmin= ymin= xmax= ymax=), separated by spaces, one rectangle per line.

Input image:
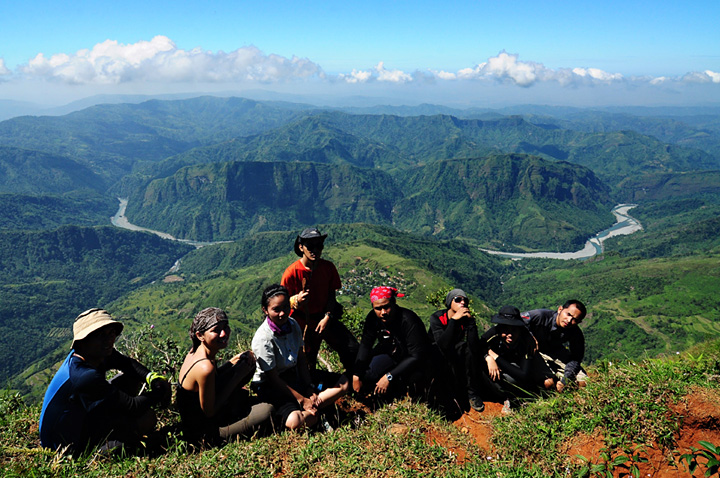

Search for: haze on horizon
xmin=1 ymin=0 xmax=719 ymax=109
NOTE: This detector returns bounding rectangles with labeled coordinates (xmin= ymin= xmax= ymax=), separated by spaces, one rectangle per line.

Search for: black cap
xmin=293 ymin=227 xmax=328 ymax=256
xmin=491 ymin=305 xmax=525 ymax=327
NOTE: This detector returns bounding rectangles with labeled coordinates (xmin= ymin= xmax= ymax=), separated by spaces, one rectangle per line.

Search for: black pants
xmin=293 ymin=311 xmax=359 ymax=374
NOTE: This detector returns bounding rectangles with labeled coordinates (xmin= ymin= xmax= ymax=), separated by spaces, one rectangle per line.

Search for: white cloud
xmin=338 ymin=68 xmax=373 ymax=83
xmin=444 ymin=51 xmax=625 ymax=88
xmin=336 ymin=61 xmax=413 ymax=84
xmin=375 ymin=62 xmax=413 ymax=83
xmin=433 ymin=70 xmax=457 ymax=80
xmin=571 ymin=67 xmax=623 ymax=82
xmin=20 ymin=36 xmax=323 ymax=84
xmin=681 ymin=70 xmax=720 ymax=84
xmin=0 ymin=58 xmax=11 ymax=78
xmin=5 ymin=38 xmax=719 ymax=104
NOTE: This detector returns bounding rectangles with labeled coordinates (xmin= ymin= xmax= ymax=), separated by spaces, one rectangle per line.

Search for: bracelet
xmin=145 ymin=371 xmax=165 ymax=387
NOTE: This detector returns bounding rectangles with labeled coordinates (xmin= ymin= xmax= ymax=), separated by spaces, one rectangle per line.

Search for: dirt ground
xmin=424 ymin=389 xmax=720 ymax=477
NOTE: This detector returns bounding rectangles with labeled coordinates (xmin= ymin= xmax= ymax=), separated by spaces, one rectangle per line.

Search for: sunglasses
xmin=453 ymin=296 xmax=468 ymax=304
xmin=302 ymin=242 xmax=325 ymax=251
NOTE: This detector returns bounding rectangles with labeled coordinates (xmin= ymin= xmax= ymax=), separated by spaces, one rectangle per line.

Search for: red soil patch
xmin=441 ymin=389 xmax=720 ymax=477
xmin=451 ymin=401 xmax=504 ymax=452
xmin=425 ymin=427 xmax=469 ymax=464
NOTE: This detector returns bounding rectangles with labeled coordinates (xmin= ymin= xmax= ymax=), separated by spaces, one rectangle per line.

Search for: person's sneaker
xmin=501 ymin=399 xmax=513 ymax=415
xmin=469 ymin=396 xmax=485 ymax=412
xmin=320 ymin=417 xmax=334 ymax=433
xmin=97 ymin=439 xmax=124 ymax=456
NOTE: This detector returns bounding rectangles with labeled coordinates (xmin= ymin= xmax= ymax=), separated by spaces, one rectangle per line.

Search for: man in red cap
xmin=352 ymin=286 xmax=431 ymax=399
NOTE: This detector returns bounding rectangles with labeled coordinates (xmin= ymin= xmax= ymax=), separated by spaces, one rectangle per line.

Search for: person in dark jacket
xmin=521 ymin=299 xmax=588 ymax=392
xmin=39 ymin=309 xmax=171 ymax=454
xmin=427 ymin=288 xmax=484 ymax=414
xmin=352 ymin=286 xmax=431 ymax=399
xmin=479 ymin=306 xmax=536 ymax=412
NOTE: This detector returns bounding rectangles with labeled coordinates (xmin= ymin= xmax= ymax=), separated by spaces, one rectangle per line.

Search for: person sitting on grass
xmin=353 ymin=286 xmax=431 ymax=400
xmin=176 ymin=307 xmax=274 ymax=445
xmin=39 ymin=309 xmax=171 ymax=454
xmin=427 ymin=288 xmax=485 ymax=416
xmin=281 ymin=227 xmax=359 ymax=377
xmin=521 ymin=299 xmax=588 ymax=392
xmin=251 ymin=284 xmax=350 ymax=431
xmin=479 ymin=306 xmax=536 ymax=413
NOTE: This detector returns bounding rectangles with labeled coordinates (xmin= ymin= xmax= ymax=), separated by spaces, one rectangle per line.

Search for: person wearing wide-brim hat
xmin=478 ymin=306 xmax=536 ymax=412
xmin=281 ymin=227 xmax=359 ymax=379
xmin=39 ymin=308 xmax=171 ymax=454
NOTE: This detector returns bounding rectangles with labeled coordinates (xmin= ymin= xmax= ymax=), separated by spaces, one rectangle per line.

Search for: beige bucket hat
xmin=72 ymin=308 xmax=123 ymax=347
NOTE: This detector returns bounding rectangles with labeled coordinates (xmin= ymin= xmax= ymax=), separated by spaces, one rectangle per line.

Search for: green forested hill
xmin=0 ymin=146 xmax=106 ymax=194
xmin=177 ymin=223 xmax=504 ymax=301
xmin=140 ymin=110 xmax=715 ymax=186
xmin=0 ymin=192 xmax=116 ymax=230
xmin=392 ymin=155 xmax=613 ymax=250
xmin=309 ymin=112 xmax=719 ymax=185
xmin=614 ymin=170 xmax=720 ymax=202
xmin=0 ymin=226 xmax=192 ymax=383
xmin=0 ymin=96 xmax=311 ymax=180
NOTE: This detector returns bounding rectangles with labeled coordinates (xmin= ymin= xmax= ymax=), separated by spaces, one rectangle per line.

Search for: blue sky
xmin=1 ymin=0 xmax=718 ymax=107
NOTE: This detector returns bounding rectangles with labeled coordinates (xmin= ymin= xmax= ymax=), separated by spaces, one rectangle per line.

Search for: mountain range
xmin=1 ymin=96 xmax=719 ymax=399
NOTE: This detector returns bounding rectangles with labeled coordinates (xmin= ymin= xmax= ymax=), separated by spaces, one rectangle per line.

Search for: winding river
xmin=110 ymin=198 xmax=229 ymax=248
xmin=111 ymin=198 xmax=642 ymax=259
xmin=480 ymin=204 xmax=643 ymax=260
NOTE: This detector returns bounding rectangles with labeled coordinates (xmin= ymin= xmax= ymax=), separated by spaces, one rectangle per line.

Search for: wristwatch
xmin=386 ymin=373 xmax=393 ymax=381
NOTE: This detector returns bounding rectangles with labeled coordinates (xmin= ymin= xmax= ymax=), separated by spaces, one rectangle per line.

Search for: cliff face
xmin=127 ymin=154 xmax=614 ymax=250
xmin=129 ymin=160 xmax=403 ymax=242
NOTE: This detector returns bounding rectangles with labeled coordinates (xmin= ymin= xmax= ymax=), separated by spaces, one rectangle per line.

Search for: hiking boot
xmin=469 ymin=396 xmax=485 ymax=412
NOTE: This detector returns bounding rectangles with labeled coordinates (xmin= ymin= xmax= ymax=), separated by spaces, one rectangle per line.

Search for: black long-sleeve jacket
xmin=354 ymin=306 xmax=430 ymax=381
xmin=521 ymin=308 xmax=585 ymax=381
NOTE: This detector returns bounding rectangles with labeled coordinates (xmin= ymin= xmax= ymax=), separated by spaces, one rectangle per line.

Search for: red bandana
xmin=370 ymin=286 xmax=405 ymax=303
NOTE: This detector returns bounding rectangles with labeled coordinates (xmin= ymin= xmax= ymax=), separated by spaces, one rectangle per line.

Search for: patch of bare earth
xmin=433 ymin=389 xmax=720 ymax=477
